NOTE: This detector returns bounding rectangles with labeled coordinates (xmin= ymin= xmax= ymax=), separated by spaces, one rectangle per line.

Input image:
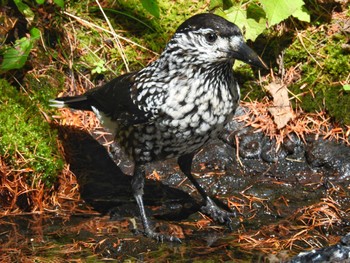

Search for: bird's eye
xmin=205 ymin=32 xmax=218 ymax=43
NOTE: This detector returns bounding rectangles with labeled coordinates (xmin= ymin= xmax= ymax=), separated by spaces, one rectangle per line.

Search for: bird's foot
xmin=133 ymin=228 xmax=182 ymax=243
xmin=200 ymin=197 xmax=237 ymax=230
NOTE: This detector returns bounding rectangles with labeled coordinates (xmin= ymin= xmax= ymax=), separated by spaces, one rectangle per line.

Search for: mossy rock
xmin=0 ymin=78 xmax=63 ymax=185
xmin=286 ymin=30 xmax=350 ymax=124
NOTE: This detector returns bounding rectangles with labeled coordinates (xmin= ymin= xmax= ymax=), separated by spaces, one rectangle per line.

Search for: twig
xmin=63 ymin=11 xmax=159 ymax=56
xmin=296 ymin=30 xmax=323 ymax=69
xmin=95 ymin=0 xmax=129 ymax=72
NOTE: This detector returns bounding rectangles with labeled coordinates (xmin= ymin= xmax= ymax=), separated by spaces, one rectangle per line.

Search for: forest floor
xmin=1 ymin=0 xmax=349 ymax=262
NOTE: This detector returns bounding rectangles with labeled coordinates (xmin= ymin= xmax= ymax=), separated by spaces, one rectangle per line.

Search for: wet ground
xmin=2 ymin=107 xmax=350 ymax=262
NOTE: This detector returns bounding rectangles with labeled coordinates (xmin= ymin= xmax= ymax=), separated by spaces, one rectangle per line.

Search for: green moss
xmin=236 ymin=64 xmax=266 ymax=101
xmin=0 ymin=78 xmax=63 ymax=185
xmin=284 ymin=25 xmax=350 ymax=124
xmin=324 ymin=87 xmax=350 ymax=124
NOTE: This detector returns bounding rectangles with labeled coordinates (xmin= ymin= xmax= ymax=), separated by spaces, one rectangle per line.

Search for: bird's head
xmin=166 ymin=13 xmax=267 ymax=69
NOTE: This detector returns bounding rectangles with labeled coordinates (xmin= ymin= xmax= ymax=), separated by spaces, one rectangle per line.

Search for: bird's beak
xmin=231 ymin=39 xmax=268 ymax=69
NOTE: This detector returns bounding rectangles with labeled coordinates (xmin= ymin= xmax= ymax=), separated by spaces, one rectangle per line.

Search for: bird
xmin=50 ymin=13 xmax=267 ymax=242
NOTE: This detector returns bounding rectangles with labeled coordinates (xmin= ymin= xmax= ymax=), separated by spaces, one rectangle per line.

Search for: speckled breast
xmin=130 ymin=96 xmax=237 ymax=163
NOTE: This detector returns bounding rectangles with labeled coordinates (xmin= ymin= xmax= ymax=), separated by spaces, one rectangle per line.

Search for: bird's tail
xmin=49 ymin=95 xmax=92 ymax=111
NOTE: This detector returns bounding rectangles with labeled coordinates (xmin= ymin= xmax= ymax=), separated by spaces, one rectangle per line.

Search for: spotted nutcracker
xmin=50 ymin=13 xmax=267 ymax=242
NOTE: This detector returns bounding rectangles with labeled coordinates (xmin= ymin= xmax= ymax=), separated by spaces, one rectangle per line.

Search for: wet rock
xmin=240 ymin=158 xmax=270 ymax=174
xmin=223 ymin=107 xmax=303 ymax=163
xmin=193 ymin=142 xmax=237 ymax=196
xmin=221 ymin=109 xmax=350 ymax=184
xmin=166 ymin=170 xmax=186 ymax=187
xmin=261 ymin=139 xmax=288 ymax=163
xmin=237 ymin=129 xmax=264 ymax=159
xmin=306 ymin=139 xmax=337 ymax=167
xmin=195 ymin=142 xmax=235 ymax=171
xmin=306 ymin=139 xmax=350 ymax=180
xmin=220 ymin=106 xmax=248 ymax=146
xmin=289 ymin=232 xmax=350 ymax=263
xmin=282 ymin=134 xmax=305 ymax=156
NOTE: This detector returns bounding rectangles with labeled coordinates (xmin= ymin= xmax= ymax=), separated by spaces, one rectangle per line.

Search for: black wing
xmin=52 ymin=72 xmax=152 ymax=125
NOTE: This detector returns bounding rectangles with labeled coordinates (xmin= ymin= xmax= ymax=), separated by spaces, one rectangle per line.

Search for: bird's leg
xmin=177 ymin=153 xmax=236 ymax=229
xmin=131 ymin=163 xmax=181 ymax=243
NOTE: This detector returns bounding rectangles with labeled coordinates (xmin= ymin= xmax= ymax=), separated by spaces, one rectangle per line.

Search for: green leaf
xmin=0 ymin=27 xmax=41 ymax=71
xmin=30 ymin=27 xmax=41 ymax=39
xmin=209 ymin=0 xmax=223 ymax=10
xmin=13 ymin=0 xmax=35 ymax=22
xmin=140 ymin=0 xmax=159 ymax=18
xmin=53 ymin=0 xmax=65 ymax=8
xmin=223 ymin=5 xmax=267 ymax=41
xmin=247 ymin=3 xmax=266 ymax=22
xmin=343 ymin=84 xmax=350 ymax=91
xmin=35 ymin=0 xmax=45 ymax=4
xmin=292 ymin=5 xmax=310 ymax=22
xmin=91 ymin=60 xmax=107 ymax=74
xmin=260 ymin=0 xmax=310 ymax=26
xmin=1 ymin=38 xmax=33 ymax=70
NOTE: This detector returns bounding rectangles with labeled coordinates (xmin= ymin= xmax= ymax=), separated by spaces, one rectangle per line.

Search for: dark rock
xmin=241 ymin=158 xmax=270 ymax=174
xmin=306 ymin=139 xmax=350 ymax=180
xmin=195 ymin=141 xmax=235 ymax=170
xmin=289 ymin=232 xmax=350 ymax=263
xmin=261 ymin=139 xmax=288 ymax=163
xmin=238 ymin=129 xmax=264 ymax=159
xmin=283 ymin=134 xmax=305 ymax=156
xmin=220 ymin=106 xmax=248 ymax=146
xmin=305 ymin=139 xmax=335 ymax=167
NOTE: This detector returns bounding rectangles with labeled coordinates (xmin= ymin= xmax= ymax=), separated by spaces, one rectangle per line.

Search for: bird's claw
xmin=200 ymin=197 xmax=237 ymax=230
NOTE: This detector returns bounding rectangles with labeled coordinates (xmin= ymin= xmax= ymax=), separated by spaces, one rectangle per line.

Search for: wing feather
xmin=52 ymin=72 xmax=155 ymax=125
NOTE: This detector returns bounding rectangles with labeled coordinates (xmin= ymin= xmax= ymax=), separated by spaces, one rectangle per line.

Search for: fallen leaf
xmin=267 ymin=81 xmax=294 ymax=129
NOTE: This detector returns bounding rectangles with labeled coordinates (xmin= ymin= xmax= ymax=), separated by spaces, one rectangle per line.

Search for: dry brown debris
xmin=0 ymin=154 xmax=92 ymax=217
xmin=236 ymin=99 xmax=350 ymax=150
xmin=235 ymin=189 xmax=347 ymax=255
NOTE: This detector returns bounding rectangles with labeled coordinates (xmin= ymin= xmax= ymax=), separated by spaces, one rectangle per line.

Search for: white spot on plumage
xmin=197 ymin=122 xmax=210 ymax=134
xmin=170 ymin=119 xmax=179 ymax=128
xmin=218 ymin=115 xmax=225 ymax=123
xmin=191 ymin=114 xmax=200 ymax=125
xmin=91 ymin=106 xmax=117 ymax=135
xmin=198 ymin=103 xmax=208 ymax=113
xmin=135 ymin=148 xmax=141 ymax=155
xmin=49 ymin=99 xmax=66 ymax=108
